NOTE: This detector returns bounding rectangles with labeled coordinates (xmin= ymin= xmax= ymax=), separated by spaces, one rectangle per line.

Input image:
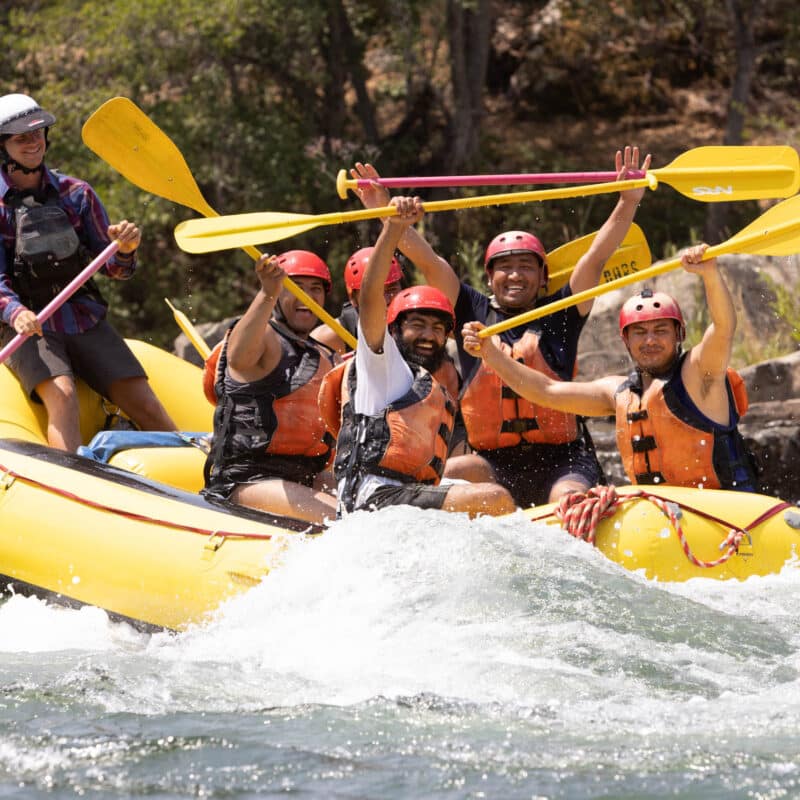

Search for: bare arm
xmin=461 ymin=321 xmax=619 ymax=417
xmin=360 ymin=196 xmax=424 ymax=352
xmin=681 ymin=245 xmax=737 ymax=408
xmin=570 ymin=146 xmax=651 ymax=315
xmin=311 ymin=322 xmax=348 ymax=355
xmin=351 ymin=162 xmax=461 ymax=305
xmin=226 ymin=255 xmax=284 ymax=382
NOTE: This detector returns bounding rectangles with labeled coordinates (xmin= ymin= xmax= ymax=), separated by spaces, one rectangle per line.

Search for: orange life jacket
xmin=319 ymin=358 xmax=455 ymax=500
xmin=203 ymin=340 xmax=224 ymax=405
xmin=319 ymin=355 xmax=460 ymax=436
xmin=460 ymin=329 xmax=578 ymax=449
xmin=614 ymin=356 xmax=756 ymax=490
xmin=432 ymin=355 xmax=461 ymax=410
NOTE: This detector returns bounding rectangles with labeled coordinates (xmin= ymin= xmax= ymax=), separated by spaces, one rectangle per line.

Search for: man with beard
xmin=319 ymin=197 xmax=515 ymax=516
xmin=461 ymin=244 xmax=759 ymax=492
xmin=0 ymin=93 xmax=175 ymax=450
xmin=203 ymin=250 xmax=338 ymax=524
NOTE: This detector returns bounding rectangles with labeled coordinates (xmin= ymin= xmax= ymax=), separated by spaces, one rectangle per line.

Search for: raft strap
xmin=0 ymin=461 xmax=273 ymax=542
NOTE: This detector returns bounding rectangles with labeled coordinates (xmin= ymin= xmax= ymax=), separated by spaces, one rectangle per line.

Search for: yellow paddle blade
xmin=82 ymin=98 xmax=216 ymax=217
xmin=83 ymin=97 xmax=357 ymax=350
xmin=652 ymin=145 xmax=800 ymax=202
xmin=546 ymin=223 xmax=651 ymax=294
xmin=174 ymin=211 xmax=331 ymax=253
xmin=479 ymin=193 xmax=800 ymax=338
xmin=720 ymin=193 xmax=800 ymax=256
xmin=165 ymin=298 xmax=211 ymax=360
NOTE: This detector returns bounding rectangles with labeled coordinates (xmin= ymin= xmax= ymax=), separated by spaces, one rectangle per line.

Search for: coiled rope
xmin=550 ymin=485 xmax=790 ymax=569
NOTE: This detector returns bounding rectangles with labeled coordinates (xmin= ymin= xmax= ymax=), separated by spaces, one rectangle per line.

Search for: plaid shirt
xmin=0 ymin=165 xmax=138 ymax=334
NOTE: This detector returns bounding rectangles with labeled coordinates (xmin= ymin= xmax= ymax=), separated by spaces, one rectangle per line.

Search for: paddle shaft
xmin=165 ymin=298 xmax=212 ymax=360
xmin=0 ymin=241 xmax=120 ymax=364
xmin=344 ymin=166 xmax=788 ymax=193
xmin=478 ymin=215 xmax=798 ymax=338
xmin=342 ymin=170 xmax=642 ymax=192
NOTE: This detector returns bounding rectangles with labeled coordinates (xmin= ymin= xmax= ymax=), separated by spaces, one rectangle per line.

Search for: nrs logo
xmin=692 ymin=185 xmax=734 ymax=196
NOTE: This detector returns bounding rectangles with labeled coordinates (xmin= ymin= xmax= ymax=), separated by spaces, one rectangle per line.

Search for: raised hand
xmin=615 ymin=146 xmax=652 ymax=204
xmin=350 ymin=162 xmax=391 ymax=210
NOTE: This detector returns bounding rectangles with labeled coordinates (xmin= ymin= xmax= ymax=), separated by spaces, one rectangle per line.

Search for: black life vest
xmin=337 ymin=302 xmax=359 ymax=352
xmin=6 ymin=183 xmax=103 ymax=312
xmin=203 ymin=320 xmax=336 ymax=489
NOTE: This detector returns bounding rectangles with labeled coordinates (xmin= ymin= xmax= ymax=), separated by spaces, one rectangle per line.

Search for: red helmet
xmin=619 ymin=289 xmax=685 ymax=340
xmin=484 ymin=230 xmax=547 ymax=273
xmin=275 ymin=250 xmax=331 ymax=291
xmin=344 ymin=247 xmax=403 ymax=294
xmin=386 ymin=286 xmax=455 ymax=330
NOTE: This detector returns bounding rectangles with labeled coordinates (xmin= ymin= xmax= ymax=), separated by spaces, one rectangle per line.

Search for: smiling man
xmin=461 ymin=244 xmax=759 ymax=493
xmin=202 ymin=250 xmax=339 ymax=524
xmin=0 ymin=93 xmax=175 ymax=451
xmin=319 ymin=197 xmax=515 ymax=517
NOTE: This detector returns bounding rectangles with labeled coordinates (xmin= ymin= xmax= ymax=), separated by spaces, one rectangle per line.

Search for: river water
xmin=1 ymin=506 xmax=799 ymax=798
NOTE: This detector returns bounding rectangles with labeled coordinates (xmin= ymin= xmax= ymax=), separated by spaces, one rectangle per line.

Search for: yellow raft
xmin=0 ymin=340 xmax=316 ymax=631
xmin=526 ymin=485 xmax=800 ymax=582
xmin=1 ymin=340 xmax=799 ymax=632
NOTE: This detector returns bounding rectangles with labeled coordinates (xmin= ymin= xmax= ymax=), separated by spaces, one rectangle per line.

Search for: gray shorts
xmin=363 ymin=482 xmax=450 ymax=511
xmin=1 ymin=319 xmax=147 ymax=400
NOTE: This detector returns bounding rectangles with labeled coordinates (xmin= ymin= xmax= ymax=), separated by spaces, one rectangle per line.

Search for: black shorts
xmin=363 ymin=482 xmax=450 ymax=511
xmin=479 ymin=437 xmax=601 ymax=508
xmin=1 ymin=319 xmax=146 ymax=400
xmin=203 ymin=457 xmax=320 ymax=502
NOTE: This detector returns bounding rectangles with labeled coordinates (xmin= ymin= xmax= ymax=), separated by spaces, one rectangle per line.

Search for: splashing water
xmin=2 ymin=507 xmax=800 ymax=797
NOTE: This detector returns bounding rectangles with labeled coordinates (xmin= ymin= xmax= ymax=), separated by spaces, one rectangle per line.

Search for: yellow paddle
xmin=173 ymin=146 xmax=800 ymax=253
xmin=165 ymin=298 xmax=211 ymax=360
xmin=334 ymin=145 xmax=800 ymax=197
xmin=478 ymin=193 xmax=800 ymax=338
xmin=81 ymin=97 xmax=357 ymax=350
xmin=545 ymin=223 xmax=651 ymax=294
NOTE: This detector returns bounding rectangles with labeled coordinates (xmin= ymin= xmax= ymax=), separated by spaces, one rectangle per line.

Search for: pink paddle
xmin=337 ymin=169 xmax=646 ymax=198
xmin=0 ymin=240 xmax=120 ymax=364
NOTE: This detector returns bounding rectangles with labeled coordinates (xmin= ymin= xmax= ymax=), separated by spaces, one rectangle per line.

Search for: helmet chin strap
xmin=4 ymin=158 xmax=44 ymax=176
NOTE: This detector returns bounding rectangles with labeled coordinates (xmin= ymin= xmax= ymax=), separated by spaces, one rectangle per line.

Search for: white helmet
xmin=0 ymin=94 xmax=56 ymax=136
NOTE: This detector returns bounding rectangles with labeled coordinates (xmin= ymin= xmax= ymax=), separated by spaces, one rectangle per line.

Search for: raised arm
xmin=360 ymin=196 xmax=424 ymax=352
xmin=461 ymin=321 xmax=619 ymax=417
xmin=570 ymin=146 xmax=651 ymax=315
xmin=681 ymin=244 xmax=737 ymax=388
xmin=226 ymin=254 xmax=284 ymax=382
xmin=351 ymin=162 xmax=461 ymax=305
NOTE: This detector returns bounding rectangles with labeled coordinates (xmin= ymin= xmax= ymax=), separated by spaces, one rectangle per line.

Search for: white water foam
xmin=2 ymin=506 xmax=800 ymax=735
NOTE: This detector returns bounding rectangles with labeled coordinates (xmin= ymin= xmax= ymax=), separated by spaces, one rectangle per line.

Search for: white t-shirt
xmin=353 ymin=324 xmax=413 ymax=414
xmin=338 ymin=324 xmax=413 ymax=510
